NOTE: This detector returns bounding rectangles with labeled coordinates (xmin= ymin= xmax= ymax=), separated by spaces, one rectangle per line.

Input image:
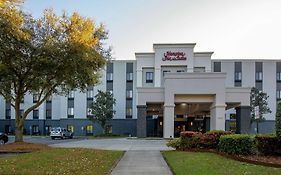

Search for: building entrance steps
xmin=110 ymin=150 xmax=173 ymax=175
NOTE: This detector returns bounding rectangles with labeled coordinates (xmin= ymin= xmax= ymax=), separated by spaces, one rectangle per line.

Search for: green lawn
xmin=0 ymin=148 xmax=123 ymax=175
xmin=162 ymin=151 xmax=281 ymax=175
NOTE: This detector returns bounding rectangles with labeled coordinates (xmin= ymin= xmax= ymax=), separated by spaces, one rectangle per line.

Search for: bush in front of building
xmin=203 ymin=130 xmax=233 ymax=149
xmin=167 ymin=131 xmax=233 ymax=150
xmin=255 ymin=134 xmax=279 ymax=155
xmin=219 ymin=134 xmax=255 ymax=155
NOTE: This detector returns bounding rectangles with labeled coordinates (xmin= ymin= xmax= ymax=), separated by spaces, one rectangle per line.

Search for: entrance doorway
xmin=146 ymin=103 xmax=163 ymax=137
xmin=174 ymin=103 xmax=211 ymax=137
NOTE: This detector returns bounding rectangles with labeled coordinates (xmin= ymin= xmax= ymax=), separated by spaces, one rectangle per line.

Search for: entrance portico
xmin=135 ymin=43 xmax=251 ymax=138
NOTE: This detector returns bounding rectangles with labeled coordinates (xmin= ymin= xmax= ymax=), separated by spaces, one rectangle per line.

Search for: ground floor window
xmin=86 ymin=125 xmax=93 ymax=135
xmin=32 ymin=125 xmax=39 ymax=134
xmin=5 ymin=125 xmax=11 ymax=134
xmin=67 ymin=125 xmax=74 ymax=133
xmin=229 ymin=114 xmax=236 ymax=132
xmin=45 ymin=125 xmax=52 ymax=135
xmin=105 ymin=125 xmax=112 ymax=134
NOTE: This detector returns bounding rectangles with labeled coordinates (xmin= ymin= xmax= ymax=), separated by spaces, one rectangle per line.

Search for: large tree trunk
xmin=15 ymin=121 xmax=24 ymax=142
xmin=15 ymin=98 xmax=24 ymax=142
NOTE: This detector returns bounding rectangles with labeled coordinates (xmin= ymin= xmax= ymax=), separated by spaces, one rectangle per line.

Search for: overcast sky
xmin=23 ymin=0 xmax=281 ymax=60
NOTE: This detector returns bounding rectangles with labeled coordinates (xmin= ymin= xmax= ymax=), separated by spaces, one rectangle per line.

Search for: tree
xmin=0 ymin=2 xmax=109 ymax=142
xmin=89 ymin=90 xmax=116 ymax=133
xmin=276 ymin=102 xmax=281 ymax=140
xmin=250 ymin=87 xmax=272 ymax=133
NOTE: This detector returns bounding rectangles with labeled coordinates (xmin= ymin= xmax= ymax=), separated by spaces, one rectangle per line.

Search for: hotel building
xmin=0 ymin=43 xmax=278 ymax=138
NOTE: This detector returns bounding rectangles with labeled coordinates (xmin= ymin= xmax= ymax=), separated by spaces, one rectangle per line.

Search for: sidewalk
xmin=110 ymin=150 xmax=173 ymax=175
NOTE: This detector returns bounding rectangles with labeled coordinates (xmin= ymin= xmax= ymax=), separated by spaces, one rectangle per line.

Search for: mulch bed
xmin=0 ymin=142 xmax=50 ymax=153
xmin=180 ymin=148 xmax=281 ymax=168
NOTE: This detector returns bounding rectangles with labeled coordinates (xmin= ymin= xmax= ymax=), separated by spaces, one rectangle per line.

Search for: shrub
xmin=203 ymin=130 xmax=233 ymax=149
xmin=219 ymin=134 xmax=254 ymax=155
xmin=167 ymin=138 xmax=188 ymax=150
xmin=276 ymin=102 xmax=281 ymax=141
xmin=255 ymin=134 xmax=278 ymax=155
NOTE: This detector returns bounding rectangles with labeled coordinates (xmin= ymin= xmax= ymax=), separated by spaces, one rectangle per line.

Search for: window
xmin=107 ymin=90 xmax=113 ymax=95
xmin=234 ymin=72 xmax=242 ymax=81
xmin=214 ymin=62 xmax=221 ymax=72
xmin=86 ymin=125 xmax=93 ymax=134
xmin=46 ymin=109 xmax=51 ymax=119
xmin=256 ymin=72 xmax=262 ymax=81
xmin=32 ymin=125 xmax=39 ymax=134
xmin=277 ymin=91 xmax=281 ymax=99
xmin=67 ymin=125 xmax=74 ymax=132
xmin=126 ymin=73 xmax=133 ymax=81
xmin=68 ymin=91 xmax=75 ymax=99
xmin=33 ymin=93 xmax=39 ymax=103
xmin=126 ymin=90 xmax=133 ymax=99
xmin=106 ymin=73 xmax=113 ymax=81
xmin=126 ymin=108 xmax=132 ymax=118
xmin=277 ymin=72 xmax=281 ymax=81
xmin=33 ymin=110 xmax=39 ymax=119
xmin=146 ymin=72 xmax=154 ymax=83
xmin=5 ymin=109 xmax=11 ymax=119
xmin=87 ymin=90 xmax=94 ymax=99
xmin=87 ymin=108 xmax=93 ymax=116
xmin=46 ymin=96 xmax=52 ymax=103
xmin=68 ymin=107 xmax=74 ymax=118
xmin=5 ymin=125 xmax=11 ymax=134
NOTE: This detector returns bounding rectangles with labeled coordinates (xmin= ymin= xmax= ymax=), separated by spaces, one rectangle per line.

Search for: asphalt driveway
xmin=50 ymin=138 xmax=173 ymax=151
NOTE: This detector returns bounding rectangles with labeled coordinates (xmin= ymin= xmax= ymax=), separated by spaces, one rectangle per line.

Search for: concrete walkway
xmin=51 ymin=138 xmax=174 ymax=175
xmin=111 ymin=150 xmax=173 ymax=175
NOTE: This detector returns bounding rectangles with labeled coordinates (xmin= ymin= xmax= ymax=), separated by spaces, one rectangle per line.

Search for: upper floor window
xmin=126 ymin=90 xmax=133 ymax=99
xmin=87 ymin=90 xmax=94 ymax=98
xmin=33 ymin=93 xmax=39 ymax=103
xmin=46 ymin=95 xmax=52 ymax=103
xmin=67 ymin=107 xmax=74 ymax=116
xmin=68 ymin=91 xmax=75 ymax=99
xmin=46 ymin=109 xmax=52 ymax=119
xmin=87 ymin=108 xmax=93 ymax=116
xmin=146 ymin=72 xmax=154 ymax=83
xmin=213 ymin=62 xmax=221 ymax=72
xmin=234 ymin=72 xmax=242 ymax=81
xmin=106 ymin=73 xmax=113 ymax=81
xmin=126 ymin=73 xmax=133 ymax=81
xmin=255 ymin=72 xmax=263 ymax=81
xmin=33 ymin=109 xmax=39 ymax=119
xmin=277 ymin=91 xmax=281 ymax=99
xmin=277 ymin=72 xmax=281 ymax=81
xmin=126 ymin=108 xmax=132 ymax=118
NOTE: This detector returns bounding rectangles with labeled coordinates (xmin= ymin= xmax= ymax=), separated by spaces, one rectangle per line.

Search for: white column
xmin=154 ymin=67 xmax=161 ymax=87
xmin=210 ymin=105 xmax=226 ymax=131
xmin=164 ymin=104 xmax=175 ymax=138
xmin=136 ymin=69 xmax=142 ymax=87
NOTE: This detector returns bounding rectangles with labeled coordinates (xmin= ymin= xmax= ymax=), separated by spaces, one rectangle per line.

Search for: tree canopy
xmin=250 ymin=87 xmax=271 ymax=122
xmin=0 ymin=2 xmax=110 ymax=141
xmin=89 ymin=90 xmax=116 ymax=133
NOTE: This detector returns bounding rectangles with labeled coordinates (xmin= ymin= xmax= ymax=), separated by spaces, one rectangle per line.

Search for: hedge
xmin=255 ymin=134 xmax=279 ymax=155
xmin=167 ymin=130 xmax=232 ymax=150
xmin=219 ymin=134 xmax=254 ymax=155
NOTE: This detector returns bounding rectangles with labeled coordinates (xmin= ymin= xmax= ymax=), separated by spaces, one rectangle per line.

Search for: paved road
xmin=7 ymin=136 xmax=82 ymax=145
xmin=50 ymin=138 xmax=174 ymax=151
xmin=111 ymin=150 xmax=173 ymax=175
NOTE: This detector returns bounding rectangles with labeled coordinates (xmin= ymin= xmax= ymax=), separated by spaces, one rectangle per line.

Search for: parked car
xmin=0 ymin=132 xmax=8 ymax=145
xmin=50 ymin=127 xmax=73 ymax=140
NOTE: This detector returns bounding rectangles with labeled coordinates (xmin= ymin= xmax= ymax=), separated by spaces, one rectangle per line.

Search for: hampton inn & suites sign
xmin=162 ymin=51 xmax=187 ymax=61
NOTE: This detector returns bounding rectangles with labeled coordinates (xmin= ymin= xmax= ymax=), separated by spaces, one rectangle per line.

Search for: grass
xmin=0 ymin=142 xmax=50 ymax=152
xmin=0 ymin=148 xmax=123 ymax=175
xmin=162 ymin=151 xmax=281 ymax=175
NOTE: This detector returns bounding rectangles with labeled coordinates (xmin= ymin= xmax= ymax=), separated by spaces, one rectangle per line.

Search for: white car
xmin=50 ymin=127 xmax=73 ymax=140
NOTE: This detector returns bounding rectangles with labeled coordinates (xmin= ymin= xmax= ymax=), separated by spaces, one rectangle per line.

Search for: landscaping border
xmin=172 ymin=149 xmax=281 ymax=168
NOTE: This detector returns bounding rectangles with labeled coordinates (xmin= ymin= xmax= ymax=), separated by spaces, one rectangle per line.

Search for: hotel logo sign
xmin=162 ymin=51 xmax=187 ymax=61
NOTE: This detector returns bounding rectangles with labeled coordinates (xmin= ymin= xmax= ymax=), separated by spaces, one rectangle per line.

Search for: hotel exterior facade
xmin=0 ymin=43 xmax=278 ymax=138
